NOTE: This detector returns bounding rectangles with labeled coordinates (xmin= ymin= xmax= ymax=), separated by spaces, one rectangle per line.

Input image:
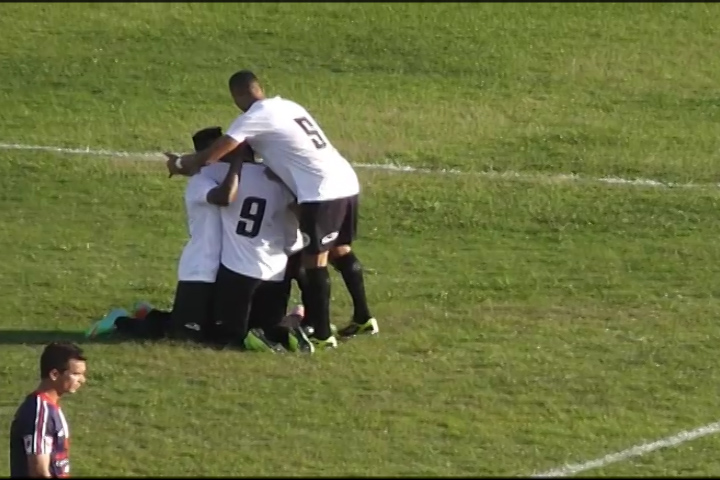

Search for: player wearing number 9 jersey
xmin=203 ymin=159 xmax=305 ymax=350
xmin=169 ymin=70 xmax=378 ymax=349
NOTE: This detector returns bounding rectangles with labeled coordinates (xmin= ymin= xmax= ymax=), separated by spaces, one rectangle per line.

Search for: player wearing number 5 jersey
xmin=167 ymin=70 xmax=378 ymax=349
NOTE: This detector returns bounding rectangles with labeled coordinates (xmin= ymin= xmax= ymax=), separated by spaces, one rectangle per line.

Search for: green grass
xmin=1 ymin=2 xmax=720 ymax=476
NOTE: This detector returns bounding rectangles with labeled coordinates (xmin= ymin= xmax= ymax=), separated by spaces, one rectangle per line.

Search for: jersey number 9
xmin=236 ymin=197 xmax=267 ymax=238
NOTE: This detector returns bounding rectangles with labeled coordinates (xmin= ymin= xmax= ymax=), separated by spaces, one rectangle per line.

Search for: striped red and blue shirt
xmin=9 ymin=391 xmax=71 ymax=478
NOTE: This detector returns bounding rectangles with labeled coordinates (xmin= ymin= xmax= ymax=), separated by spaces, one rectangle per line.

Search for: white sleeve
xmin=22 ymin=397 xmax=53 ymax=455
xmin=226 ymin=111 xmax=265 ymax=144
xmin=186 ymin=175 xmax=218 ymax=205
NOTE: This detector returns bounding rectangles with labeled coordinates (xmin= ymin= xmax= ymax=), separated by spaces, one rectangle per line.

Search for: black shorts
xmin=169 ymin=281 xmax=215 ymax=333
xmin=298 ymin=194 xmax=359 ymax=254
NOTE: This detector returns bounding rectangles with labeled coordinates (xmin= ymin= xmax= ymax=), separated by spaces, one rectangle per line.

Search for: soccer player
xmin=86 ymin=126 xmax=249 ymax=343
xmin=9 ymin=342 xmax=87 ymax=478
xmin=165 ymin=70 xmax=378 ymax=349
xmin=204 ymin=157 xmax=314 ymax=353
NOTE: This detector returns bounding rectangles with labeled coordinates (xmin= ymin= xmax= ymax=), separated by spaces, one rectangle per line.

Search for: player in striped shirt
xmin=9 ymin=342 xmax=87 ymax=478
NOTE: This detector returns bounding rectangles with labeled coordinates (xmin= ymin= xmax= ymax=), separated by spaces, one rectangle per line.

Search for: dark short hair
xmin=192 ymin=126 xmax=223 ymax=152
xmin=228 ymin=70 xmax=259 ymax=93
xmin=40 ymin=342 xmax=86 ymax=379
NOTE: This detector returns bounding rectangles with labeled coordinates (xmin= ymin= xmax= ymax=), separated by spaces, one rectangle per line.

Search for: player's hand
xmin=165 ymin=152 xmax=203 ymax=177
xmin=164 ymin=152 xmax=183 ymax=178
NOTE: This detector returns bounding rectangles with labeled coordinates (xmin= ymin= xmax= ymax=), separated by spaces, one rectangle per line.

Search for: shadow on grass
xmin=0 ymin=329 xmax=128 ymax=346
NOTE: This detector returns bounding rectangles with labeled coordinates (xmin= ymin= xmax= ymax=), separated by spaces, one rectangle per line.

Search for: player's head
xmin=228 ymin=69 xmax=265 ymax=112
xmin=192 ymin=126 xmax=223 ymax=152
xmin=39 ymin=342 xmax=87 ymax=395
xmin=192 ymin=126 xmax=256 ymax=164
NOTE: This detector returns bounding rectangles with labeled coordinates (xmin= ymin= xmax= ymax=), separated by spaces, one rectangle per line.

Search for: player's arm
xmin=21 ymin=400 xmax=53 ymax=478
xmin=27 ymin=454 xmax=52 ymax=478
xmin=206 ymin=156 xmax=243 ymax=207
xmin=166 ymin=114 xmax=260 ymax=176
xmin=166 ymin=136 xmax=243 ymax=177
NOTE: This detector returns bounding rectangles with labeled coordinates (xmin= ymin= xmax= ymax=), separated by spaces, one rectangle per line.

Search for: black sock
xmin=331 ymin=252 xmax=372 ymax=323
xmin=294 ymin=267 xmax=314 ymax=327
xmin=304 ymin=266 xmax=332 ymax=339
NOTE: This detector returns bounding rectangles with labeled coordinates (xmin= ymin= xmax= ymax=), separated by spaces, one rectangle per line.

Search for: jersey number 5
xmin=236 ymin=197 xmax=267 ymax=238
xmin=294 ymin=116 xmax=327 ymax=150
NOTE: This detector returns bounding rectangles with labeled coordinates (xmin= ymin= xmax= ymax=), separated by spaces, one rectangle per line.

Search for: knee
xmin=329 ymin=245 xmax=352 ymax=261
xmin=302 ymin=251 xmax=328 ymax=269
xmin=330 ymin=250 xmax=361 ymax=272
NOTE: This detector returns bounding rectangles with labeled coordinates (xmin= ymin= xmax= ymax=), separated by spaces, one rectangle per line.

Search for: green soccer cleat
xmin=288 ymin=325 xmax=315 ymax=354
xmin=244 ymin=328 xmax=286 ymax=353
xmin=337 ymin=318 xmax=379 ymax=339
xmin=310 ymin=335 xmax=339 ymax=350
xmin=85 ymin=308 xmax=129 ymax=339
xmin=302 ymin=323 xmax=338 ymax=338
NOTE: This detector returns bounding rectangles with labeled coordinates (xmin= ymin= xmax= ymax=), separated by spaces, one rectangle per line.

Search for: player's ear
xmin=48 ymin=368 xmax=61 ymax=382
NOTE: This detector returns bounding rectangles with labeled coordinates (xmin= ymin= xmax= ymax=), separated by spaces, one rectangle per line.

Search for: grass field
xmin=1 ymin=2 xmax=720 ymax=476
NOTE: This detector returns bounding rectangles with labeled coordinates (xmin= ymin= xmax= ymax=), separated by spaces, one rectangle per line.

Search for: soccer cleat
xmin=85 ymin=308 xmax=129 ymax=339
xmin=302 ymin=323 xmax=338 ymax=339
xmin=337 ymin=318 xmax=379 ymax=339
xmin=287 ymin=326 xmax=315 ymax=354
xmin=131 ymin=301 xmax=153 ymax=320
xmin=310 ymin=335 xmax=339 ymax=349
xmin=293 ymin=305 xmax=337 ymax=338
xmin=243 ymin=328 xmax=285 ymax=353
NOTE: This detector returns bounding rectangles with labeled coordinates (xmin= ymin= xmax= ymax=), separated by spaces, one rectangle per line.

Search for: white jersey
xmin=226 ymin=96 xmax=360 ymax=203
xmin=205 ymin=162 xmax=300 ymax=282
xmin=176 ymin=163 xmax=226 ymax=282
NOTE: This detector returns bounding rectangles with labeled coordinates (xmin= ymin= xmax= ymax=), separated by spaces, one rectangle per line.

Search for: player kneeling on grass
xmin=85 ymin=126 xmax=239 ymax=344
xmin=205 ymin=150 xmax=314 ymax=353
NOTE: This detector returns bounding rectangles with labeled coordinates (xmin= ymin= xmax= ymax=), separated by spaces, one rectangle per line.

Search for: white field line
xmin=0 ymin=141 xmax=716 ymax=190
xmin=531 ymin=420 xmax=720 ymax=477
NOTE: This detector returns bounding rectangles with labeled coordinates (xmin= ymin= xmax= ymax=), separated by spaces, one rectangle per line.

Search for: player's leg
xmin=87 ymin=302 xmax=173 ymax=340
xmin=288 ymin=253 xmax=337 ymax=337
xmin=298 ymin=200 xmax=347 ymax=349
xmin=113 ymin=309 xmax=172 ymax=339
xmin=212 ymin=263 xmax=267 ymax=350
xmin=166 ymin=281 xmax=215 ymax=342
xmin=87 ymin=279 xmax=216 ymax=341
xmin=249 ymin=279 xmax=313 ymax=353
xmin=329 ymin=194 xmax=378 ymax=337
xmin=244 ymin=279 xmax=287 ymax=351
xmin=87 ymin=305 xmax=174 ymax=340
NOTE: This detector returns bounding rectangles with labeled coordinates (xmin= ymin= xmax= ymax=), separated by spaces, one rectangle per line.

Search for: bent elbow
xmin=227 ymin=188 xmax=239 ymax=204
